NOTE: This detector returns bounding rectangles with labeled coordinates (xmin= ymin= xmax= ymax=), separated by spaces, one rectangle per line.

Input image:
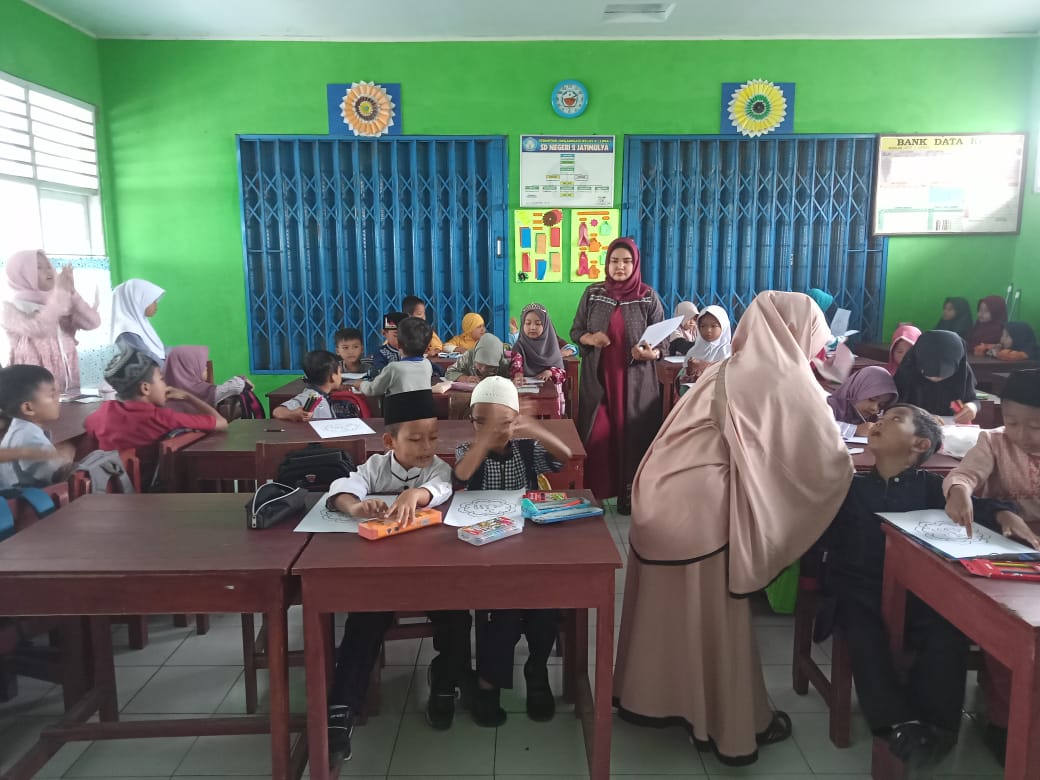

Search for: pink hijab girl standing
xmin=2 ymin=249 xmax=101 ymax=393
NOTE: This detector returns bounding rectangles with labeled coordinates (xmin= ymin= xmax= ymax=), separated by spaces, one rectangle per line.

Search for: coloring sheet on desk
xmin=878 ymin=509 xmax=1036 ymax=559
xmin=444 ymin=490 xmax=524 ymax=528
xmin=294 ymin=493 xmax=398 ymax=533
xmin=308 ymin=418 xmax=376 ymax=439
xmin=663 ymin=355 xmax=686 ymax=364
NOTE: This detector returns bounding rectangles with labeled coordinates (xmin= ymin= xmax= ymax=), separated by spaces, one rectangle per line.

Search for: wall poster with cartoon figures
xmin=514 ymin=209 xmax=564 ymax=283
xmin=569 ymin=209 xmax=618 ymax=282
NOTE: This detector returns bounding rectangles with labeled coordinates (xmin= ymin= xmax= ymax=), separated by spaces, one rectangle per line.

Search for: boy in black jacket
xmin=826 ymin=403 xmax=1026 ymax=770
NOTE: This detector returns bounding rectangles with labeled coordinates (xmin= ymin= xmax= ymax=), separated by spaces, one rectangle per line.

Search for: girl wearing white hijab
xmin=111 ymin=279 xmax=165 ymax=365
xmin=682 ymin=305 xmax=731 ymax=381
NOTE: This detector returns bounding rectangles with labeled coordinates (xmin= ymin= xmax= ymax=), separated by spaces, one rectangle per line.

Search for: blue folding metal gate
xmin=237 ymin=135 xmax=509 ymax=373
xmin=622 ymin=135 xmax=887 ymax=340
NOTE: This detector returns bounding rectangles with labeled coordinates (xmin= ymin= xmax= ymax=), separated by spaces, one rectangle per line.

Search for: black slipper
xmin=756 ymin=710 xmax=793 ymax=746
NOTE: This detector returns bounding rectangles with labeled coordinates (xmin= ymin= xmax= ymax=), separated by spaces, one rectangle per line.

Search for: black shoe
xmin=524 ymin=660 xmax=555 ymax=721
xmin=616 ymin=495 xmax=631 ymax=516
xmin=425 ymin=665 xmax=456 ymax=730
xmin=983 ymin=723 xmax=1007 ymax=767
xmin=327 ymin=704 xmax=355 ymax=765
xmin=887 ymin=721 xmax=953 ymax=771
xmin=472 ymin=686 xmax=507 ymax=727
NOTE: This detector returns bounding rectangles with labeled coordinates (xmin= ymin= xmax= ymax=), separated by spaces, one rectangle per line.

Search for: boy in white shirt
xmin=0 ymin=365 xmax=73 ymax=488
xmin=324 ymin=389 xmax=471 ymax=765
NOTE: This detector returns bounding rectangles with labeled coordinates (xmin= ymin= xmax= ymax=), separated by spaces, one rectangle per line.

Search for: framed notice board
xmin=873 ymin=133 xmax=1026 ymax=236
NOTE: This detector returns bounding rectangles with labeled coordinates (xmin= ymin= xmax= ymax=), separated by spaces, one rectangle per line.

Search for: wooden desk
xmin=45 ymin=400 xmax=102 ymax=446
xmin=969 ymin=356 xmax=1040 ymax=393
xmin=443 ymin=379 xmax=562 ymax=419
xmin=656 ymin=360 xmax=684 ymax=417
xmin=878 ymin=525 xmax=1040 ymax=779
xmin=564 ymin=356 xmax=580 ymax=418
xmin=295 ymin=490 xmax=621 ymax=780
xmin=176 ymin=418 xmax=587 ymax=491
xmin=854 ymin=342 xmax=891 ymax=362
xmin=0 ymin=493 xmax=308 ymax=780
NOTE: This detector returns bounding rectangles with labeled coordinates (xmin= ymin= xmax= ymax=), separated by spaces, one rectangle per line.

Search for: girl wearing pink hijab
xmin=2 ymin=249 xmax=100 ymax=393
xmin=614 ymin=291 xmax=853 ymax=766
xmin=887 ymin=324 xmax=921 ymax=375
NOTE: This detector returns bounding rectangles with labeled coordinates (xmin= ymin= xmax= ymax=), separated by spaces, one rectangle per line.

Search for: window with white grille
xmin=0 ymin=72 xmax=104 ymax=258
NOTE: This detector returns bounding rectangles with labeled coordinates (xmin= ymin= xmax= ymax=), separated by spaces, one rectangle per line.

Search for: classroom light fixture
xmin=602 ymin=3 xmax=675 ymax=23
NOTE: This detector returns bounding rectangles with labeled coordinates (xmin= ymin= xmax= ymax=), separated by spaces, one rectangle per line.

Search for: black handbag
xmin=245 ymin=482 xmax=306 ymax=530
xmin=274 ymin=443 xmax=355 ymax=489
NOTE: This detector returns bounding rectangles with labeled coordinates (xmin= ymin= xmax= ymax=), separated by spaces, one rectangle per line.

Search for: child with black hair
xmin=356 ymin=317 xmax=434 ymax=396
xmin=333 ymin=328 xmax=367 ymax=375
xmin=272 ymin=350 xmax=344 ymax=421
xmin=0 ymin=365 xmax=73 ymax=488
xmin=402 ymin=295 xmax=444 ymax=355
xmin=825 ymin=403 xmax=1029 ymax=771
xmin=368 ymin=312 xmax=408 ymax=377
xmin=85 ymin=347 xmax=227 ymax=451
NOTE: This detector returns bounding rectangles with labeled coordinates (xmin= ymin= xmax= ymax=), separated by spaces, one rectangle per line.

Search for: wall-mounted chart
xmin=873 ymin=134 xmax=1026 ymax=236
xmin=569 ymin=208 xmax=618 ymax=282
xmin=514 ymin=209 xmax=564 ymax=283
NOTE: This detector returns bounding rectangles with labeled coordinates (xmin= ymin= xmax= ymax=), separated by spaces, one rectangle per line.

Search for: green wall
xmin=5 ymin=7 xmax=1034 ymax=396
xmin=1012 ymin=39 xmax=1040 ymax=325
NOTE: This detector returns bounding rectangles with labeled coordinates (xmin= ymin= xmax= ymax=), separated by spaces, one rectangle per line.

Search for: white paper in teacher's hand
xmin=308 ymin=418 xmax=376 ymax=439
xmin=638 ymin=316 xmax=684 ymax=349
xmin=294 ymin=493 xmax=398 ymax=533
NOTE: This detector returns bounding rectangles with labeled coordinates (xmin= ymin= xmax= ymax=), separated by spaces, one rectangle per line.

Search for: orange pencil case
xmin=358 ymin=507 xmax=443 ymax=540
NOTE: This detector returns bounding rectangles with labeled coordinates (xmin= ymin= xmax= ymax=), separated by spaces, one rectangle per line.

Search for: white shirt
xmin=327 ymin=450 xmax=452 ymax=507
xmin=0 ymin=418 xmax=60 ymax=488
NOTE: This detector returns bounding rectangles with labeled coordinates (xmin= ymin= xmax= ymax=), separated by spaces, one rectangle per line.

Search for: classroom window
xmin=0 ymin=72 xmax=105 ymax=258
xmin=238 ymin=136 xmax=509 ymax=373
xmin=623 ymin=135 xmax=887 ymax=340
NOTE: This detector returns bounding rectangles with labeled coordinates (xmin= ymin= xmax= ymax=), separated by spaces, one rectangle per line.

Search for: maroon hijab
xmin=603 ymin=237 xmax=650 ymax=302
xmin=967 ymin=295 xmax=1008 ymax=349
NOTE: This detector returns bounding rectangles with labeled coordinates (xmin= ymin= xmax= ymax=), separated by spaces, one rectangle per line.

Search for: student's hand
xmin=631 ymin=342 xmax=658 ymax=361
xmin=511 ymin=414 xmax=543 ymax=441
xmin=953 ymin=403 xmax=977 ymax=424
xmin=945 ymin=485 xmax=975 ymax=536
xmin=57 ymin=265 xmax=75 ymax=293
xmin=165 ymin=387 xmax=190 ymax=401
xmin=854 ymin=422 xmax=875 ymax=437
xmin=513 ymin=375 xmax=526 ymax=387
xmin=996 ymin=511 xmax=1040 ymax=550
xmin=293 ymin=408 xmax=314 ymax=422
xmin=8 ymin=446 xmax=58 ymax=462
xmin=509 ymin=317 xmax=519 ymax=334
xmin=384 ymin=489 xmax=425 ymax=527
xmin=582 ymin=332 xmax=611 ymax=349
xmin=356 ymin=497 xmax=390 ymax=518
xmin=535 ymin=370 xmax=554 ymax=382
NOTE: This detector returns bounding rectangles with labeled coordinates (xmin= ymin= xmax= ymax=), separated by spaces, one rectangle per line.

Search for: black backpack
xmin=274 ymin=444 xmax=356 ymax=490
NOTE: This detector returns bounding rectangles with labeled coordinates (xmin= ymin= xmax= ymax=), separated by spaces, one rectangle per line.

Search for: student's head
xmin=867 ymin=403 xmax=942 ymax=466
xmin=302 ymin=350 xmax=342 ymax=389
xmin=112 ymin=279 xmax=164 ymax=320
xmin=334 ymin=328 xmax=364 ymax=365
xmin=5 ymin=249 xmax=55 ymax=301
xmin=674 ymin=301 xmax=699 ymax=332
xmin=461 ymin=312 xmax=485 ymax=340
xmin=382 ymin=311 xmax=406 ymax=349
xmin=698 ymin=312 xmax=723 ymax=343
xmin=381 ymin=389 xmax=439 ymax=469
xmin=522 ymin=309 xmax=546 ymax=339
xmin=470 ymin=376 xmax=519 ymax=449
xmin=976 ymin=295 xmax=1007 ymax=325
xmin=1000 ymin=322 xmax=1038 ymax=356
xmin=1001 ymin=370 xmax=1040 ymax=456
xmin=104 ymin=348 xmax=165 ymax=404
xmin=471 ymin=334 xmax=505 ymax=378
xmin=0 ymin=364 xmax=60 ymax=423
xmin=910 ymin=330 xmax=964 ymax=383
xmin=942 ymin=300 xmax=957 ymax=320
xmin=402 ymin=296 xmax=427 ymax=320
xmin=397 ymin=316 xmax=433 ymax=358
xmin=808 ymin=288 xmax=835 ymax=313
xmin=890 ymin=340 xmax=912 ymax=367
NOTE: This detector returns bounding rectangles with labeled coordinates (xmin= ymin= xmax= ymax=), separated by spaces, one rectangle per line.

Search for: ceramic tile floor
xmin=0 ymin=505 xmax=1006 ymax=779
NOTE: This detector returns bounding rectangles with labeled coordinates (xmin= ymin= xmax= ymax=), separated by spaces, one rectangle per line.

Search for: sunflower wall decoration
xmin=720 ymin=80 xmax=795 ymax=137
xmin=326 ymin=82 xmax=402 ymax=137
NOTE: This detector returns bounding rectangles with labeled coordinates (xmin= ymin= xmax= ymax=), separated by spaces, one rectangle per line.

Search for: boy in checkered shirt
xmin=453 ymin=376 xmax=573 ymax=728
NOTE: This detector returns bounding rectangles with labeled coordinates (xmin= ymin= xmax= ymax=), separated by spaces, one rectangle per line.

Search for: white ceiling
xmin=26 ymin=0 xmax=1040 ymax=40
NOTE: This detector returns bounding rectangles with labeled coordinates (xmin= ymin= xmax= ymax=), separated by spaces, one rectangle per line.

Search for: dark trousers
xmin=475 ymin=609 xmax=558 ymax=690
xmin=836 ymin=579 xmax=968 ymax=734
xmin=328 ymin=610 xmax=472 ymax=710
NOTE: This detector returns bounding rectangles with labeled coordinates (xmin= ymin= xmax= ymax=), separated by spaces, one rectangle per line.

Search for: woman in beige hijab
xmin=614 ymin=290 xmax=854 ymax=766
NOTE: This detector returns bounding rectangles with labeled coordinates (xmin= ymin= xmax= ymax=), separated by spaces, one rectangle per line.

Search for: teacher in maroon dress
xmin=570 ymin=237 xmax=664 ymax=514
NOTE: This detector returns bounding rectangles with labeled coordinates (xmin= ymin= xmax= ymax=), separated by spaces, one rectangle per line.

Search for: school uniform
xmin=826 ymin=467 xmax=1012 ymax=734
xmin=368 ymin=343 xmax=401 ymax=378
xmin=278 ymin=386 xmax=357 ymax=419
xmin=325 ymin=407 xmax=470 ymax=714
xmin=455 ymin=438 xmax=562 ymax=691
xmin=84 ymin=400 xmax=218 ymax=451
xmin=357 ymin=356 xmax=433 ymax=397
xmin=0 ymin=418 xmax=60 ymax=488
